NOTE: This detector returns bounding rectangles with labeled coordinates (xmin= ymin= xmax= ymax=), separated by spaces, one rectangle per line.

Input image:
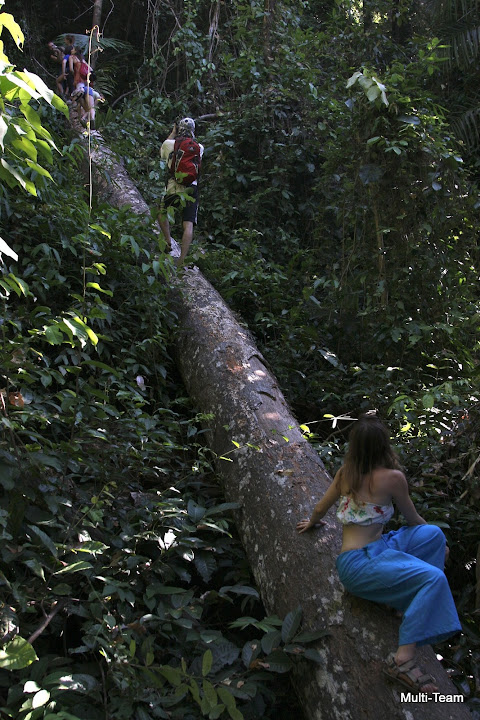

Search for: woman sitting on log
xmin=297 ymin=412 xmax=461 ymax=692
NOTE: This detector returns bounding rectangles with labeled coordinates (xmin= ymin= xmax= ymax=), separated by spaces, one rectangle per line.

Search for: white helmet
xmin=177 ymin=117 xmax=195 ymax=136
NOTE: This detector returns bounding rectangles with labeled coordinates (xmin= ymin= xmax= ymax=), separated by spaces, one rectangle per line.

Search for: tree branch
xmin=28 ymin=600 xmax=67 ymax=644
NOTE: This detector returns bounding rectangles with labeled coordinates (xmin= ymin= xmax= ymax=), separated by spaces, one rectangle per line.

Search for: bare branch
xmin=28 ymin=600 xmax=67 ymax=644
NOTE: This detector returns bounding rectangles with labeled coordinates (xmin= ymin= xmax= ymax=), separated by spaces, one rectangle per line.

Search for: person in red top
xmin=69 ymin=46 xmax=91 ymax=92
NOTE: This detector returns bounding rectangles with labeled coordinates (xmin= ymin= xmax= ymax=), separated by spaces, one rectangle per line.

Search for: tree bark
xmin=92 ymin=0 xmax=103 ymax=30
xmin=83 ymin=134 xmax=472 ymax=720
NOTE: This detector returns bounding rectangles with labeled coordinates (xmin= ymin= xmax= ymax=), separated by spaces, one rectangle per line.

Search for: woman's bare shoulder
xmin=373 ymin=467 xmax=406 ymax=490
xmin=334 ymin=466 xmax=348 ymax=494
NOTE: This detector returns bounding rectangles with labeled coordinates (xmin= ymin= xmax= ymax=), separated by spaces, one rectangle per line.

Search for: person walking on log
xmin=157 ymin=117 xmax=203 ymax=267
xmin=297 ymin=412 xmax=461 ymax=693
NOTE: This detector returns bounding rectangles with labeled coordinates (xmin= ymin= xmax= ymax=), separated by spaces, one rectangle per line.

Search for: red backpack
xmin=170 ymin=136 xmax=202 ymax=186
xmin=79 ymin=60 xmax=90 ymax=81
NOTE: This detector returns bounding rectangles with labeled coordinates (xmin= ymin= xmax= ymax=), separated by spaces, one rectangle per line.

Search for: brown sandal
xmin=383 ymin=653 xmax=437 ymax=692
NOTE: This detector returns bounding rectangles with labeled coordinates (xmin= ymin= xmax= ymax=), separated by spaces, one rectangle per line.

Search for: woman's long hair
xmin=342 ymin=414 xmax=400 ymax=496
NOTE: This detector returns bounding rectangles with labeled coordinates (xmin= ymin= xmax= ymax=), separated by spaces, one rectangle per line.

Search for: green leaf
xmin=241 ymin=640 xmax=260 ymax=668
xmin=82 ymin=359 xmax=120 ymax=376
xmin=366 ymin=85 xmax=380 ymax=102
xmin=281 ymin=606 xmax=302 ymax=643
xmin=44 ymin=324 xmax=65 ymax=344
xmin=54 ymin=560 xmax=93 ymax=575
xmin=7 ymin=273 xmax=29 ymax=296
xmin=86 ymin=282 xmax=113 ymax=296
xmin=51 ymin=584 xmax=72 ymax=596
xmin=0 ymin=462 xmax=18 ymax=490
xmin=24 ymin=680 xmax=41 ymax=693
xmin=4 ymin=70 xmax=40 ymax=100
xmin=194 ymin=552 xmax=217 ymax=583
xmin=422 ymin=394 xmax=435 ymax=409
xmin=89 ymin=223 xmax=111 ymax=238
xmin=303 ymin=648 xmax=326 ymax=664
xmin=74 ymin=541 xmax=109 ymax=555
xmin=12 ymin=135 xmax=38 ymax=161
xmin=159 ymin=665 xmax=183 ymax=686
xmin=187 ymin=499 xmax=206 ymax=522
xmin=202 ymin=649 xmax=213 ymax=677
xmin=220 ymin=585 xmax=259 ymax=601
xmin=21 ymin=69 xmax=54 ymax=104
xmin=46 ymin=673 xmax=97 ymax=693
xmin=261 ymin=630 xmax=281 ymax=655
xmin=0 ymin=12 xmax=24 ymax=48
xmin=0 ymin=637 xmax=37 ymax=670
xmin=32 ymin=689 xmax=50 ymax=708
xmin=51 ymin=92 xmax=69 ymax=117
xmin=204 ymin=502 xmax=241 ymax=516
xmin=209 ymin=704 xmax=225 ymax=720
xmin=0 ymin=236 xmax=17 ymax=261
xmin=28 ymin=452 xmax=64 ymax=471
xmin=262 ymin=649 xmax=294 ymax=673
xmin=27 ymin=524 xmax=58 ymax=557
xmin=149 ymin=586 xmax=186 ymax=595
xmin=0 ymin=115 xmax=7 ymax=150
xmin=217 ymin=688 xmax=238 ymax=712
xmin=21 ymin=102 xmax=47 ymax=134
xmin=1 ymin=158 xmax=36 ymax=195
xmin=25 ymin=159 xmax=53 ymax=179
xmin=346 ymin=71 xmax=362 ymax=88
xmin=293 ymin=629 xmax=330 ymax=644
xmin=22 ymin=558 xmax=45 ymax=581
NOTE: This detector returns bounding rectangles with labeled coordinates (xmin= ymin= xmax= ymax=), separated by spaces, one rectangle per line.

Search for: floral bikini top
xmin=336 ymin=495 xmax=394 ymax=526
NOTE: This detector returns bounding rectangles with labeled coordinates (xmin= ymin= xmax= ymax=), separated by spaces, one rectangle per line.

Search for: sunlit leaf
xmin=0 ymin=637 xmax=37 ymax=670
xmin=0 ymin=12 xmax=24 ymax=48
xmin=54 ymin=561 xmax=93 ymax=575
xmin=0 ymin=236 xmax=17 ymax=260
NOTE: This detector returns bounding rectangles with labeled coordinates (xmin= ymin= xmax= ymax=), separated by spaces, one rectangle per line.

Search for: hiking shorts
xmin=161 ymin=185 xmax=199 ymax=225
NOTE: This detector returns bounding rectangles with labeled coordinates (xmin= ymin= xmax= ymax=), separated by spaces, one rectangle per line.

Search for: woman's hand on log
xmin=296 ymin=519 xmax=325 ymax=534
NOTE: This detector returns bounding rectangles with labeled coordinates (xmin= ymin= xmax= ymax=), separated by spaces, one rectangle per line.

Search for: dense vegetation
xmin=0 ymin=0 xmax=479 ymax=718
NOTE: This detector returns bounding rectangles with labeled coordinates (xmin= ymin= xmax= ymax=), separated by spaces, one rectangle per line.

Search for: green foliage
xmin=0 ymin=0 xmax=67 ymax=261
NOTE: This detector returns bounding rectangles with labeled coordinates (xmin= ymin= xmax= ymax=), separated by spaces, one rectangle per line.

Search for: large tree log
xmin=84 ymin=134 xmax=471 ymax=720
xmin=171 ymin=268 xmax=471 ymax=720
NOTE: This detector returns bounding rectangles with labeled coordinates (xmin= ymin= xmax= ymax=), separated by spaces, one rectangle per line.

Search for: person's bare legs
xmin=157 ymin=213 xmax=172 ymax=251
xmin=84 ymin=93 xmax=95 ymax=130
xmin=394 ymin=643 xmax=438 ymax=692
xmin=176 ymin=220 xmax=194 ymax=267
xmin=56 ymin=74 xmax=65 ymax=97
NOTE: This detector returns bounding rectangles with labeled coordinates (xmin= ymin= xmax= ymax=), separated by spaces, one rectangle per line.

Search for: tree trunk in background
xmin=263 ymin=0 xmax=276 ymax=64
xmin=87 ymin=0 xmax=103 ymax=69
xmin=92 ymin=0 xmax=103 ymax=30
xmin=83 ymin=134 xmax=472 ymax=720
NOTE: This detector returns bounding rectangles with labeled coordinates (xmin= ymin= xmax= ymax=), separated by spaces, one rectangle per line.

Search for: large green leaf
xmin=0 ymin=637 xmax=37 ymax=670
xmin=0 ymin=11 xmax=24 ymax=48
xmin=281 ymin=605 xmax=302 ymax=643
xmin=54 ymin=561 xmax=93 ymax=575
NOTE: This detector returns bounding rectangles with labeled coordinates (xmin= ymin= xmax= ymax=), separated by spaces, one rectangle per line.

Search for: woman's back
xmin=338 ymin=466 xmax=395 ymax=551
xmin=340 ymin=466 xmax=398 ymax=506
xmin=338 ymin=466 xmax=425 ymax=552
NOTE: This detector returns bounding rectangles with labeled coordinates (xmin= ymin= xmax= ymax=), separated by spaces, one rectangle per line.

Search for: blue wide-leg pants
xmin=336 ymin=525 xmax=461 ymax=646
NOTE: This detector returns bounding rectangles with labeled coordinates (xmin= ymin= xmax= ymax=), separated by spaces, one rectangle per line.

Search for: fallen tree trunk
xmin=84 ymin=133 xmax=471 ymax=720
xmin=171 ymin=267 xmax=471 ymax=720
